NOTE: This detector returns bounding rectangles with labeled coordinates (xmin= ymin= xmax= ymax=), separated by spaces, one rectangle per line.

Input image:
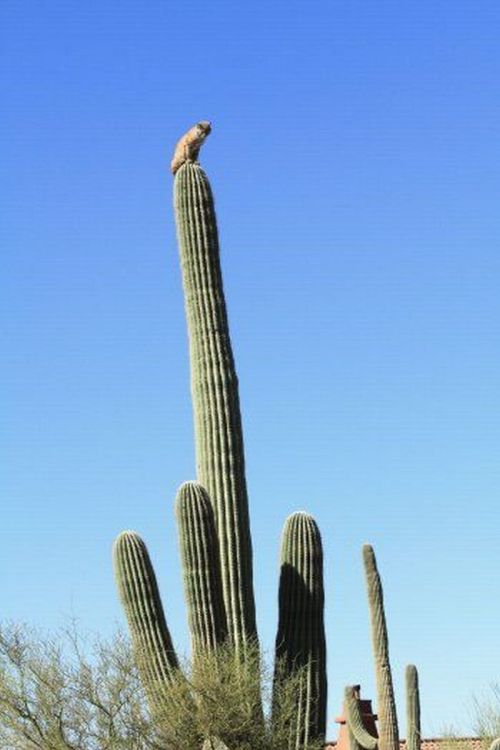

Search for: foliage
xmin=0 ymin=622 xmax=323 ymax=750
xmin=120 ymin=639 xmax=324 ymax=750
xmin=0 ymin=622 xmax=158 ymax=750
xmin=471 ymin=685 xmax=500 ymax=741
xmin=440 ymin=685 xmax=500 ymax=750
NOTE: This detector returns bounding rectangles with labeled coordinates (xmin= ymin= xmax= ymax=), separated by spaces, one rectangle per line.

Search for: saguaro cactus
xmin=405 ymin=664 xmax=421 ymax=750
xmin=273 ymin=511 xmax=327 ymax=747
xmin=111 ymin=126 xmax=432 ymax=750
xmin=344 ymin=554 xmax=425 ymax=750
xmin=362 ymin=544 xmax=399 ymax=750
xmin=113 ymin=127 xmax=330 ymax=745
xmin=113 ymin=531 xmax=179 ymax=711
xmin=175 ymin=481 xmax=228 ymax=657
xmin=174 ymin=162 xmax=256 ymax=652
xmin=344 ymin=686 xmax=378 ymax=750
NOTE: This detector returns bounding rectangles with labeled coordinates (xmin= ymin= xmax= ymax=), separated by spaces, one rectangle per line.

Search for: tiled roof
xmin=326 ymin=739 xmax=485 ymax=750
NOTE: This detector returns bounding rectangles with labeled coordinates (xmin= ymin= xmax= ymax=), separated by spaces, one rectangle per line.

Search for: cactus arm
xmin=112 ymin=531 xmax=179 ymax=711
xmin=175 ymin=481 xmax=228 ymax=657
xmin=344 ymin=686 xmax=379 ymax=750
xmin=405 ymin=665 xmax=421 ymax=750
xmin=273 ymin=511 xmax=327 ymax=746
xmin=349 ymin=726 xmax=365 ymax=750
xmin=173 ymin=162 xmax=256 ymax=651
xmin=362 ymin=545 xmax=399 ymax=750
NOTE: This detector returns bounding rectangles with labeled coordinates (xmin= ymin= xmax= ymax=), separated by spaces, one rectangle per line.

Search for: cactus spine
xmin=175 ymin=481 xmax=228 ymax=657
xmin=113 ymin=531 xmax=179 ymax=711
xmin=405 ymin=665 xmax=421 ymax=750
xmin=174 ymin=162 xmax=256 ymax=651
xmin=362 ymin=544 xmax=399 ymax=750
xmin=274 ymin=511 xmax=327 ymax=747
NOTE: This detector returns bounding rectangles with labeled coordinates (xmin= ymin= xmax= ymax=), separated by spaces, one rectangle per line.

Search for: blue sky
xmin=2 ymin=0 xmax=499 ymax=737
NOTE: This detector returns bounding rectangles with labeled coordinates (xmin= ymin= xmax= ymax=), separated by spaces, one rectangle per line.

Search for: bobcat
xmin=170 ymin=120 xmax=212 ymax=174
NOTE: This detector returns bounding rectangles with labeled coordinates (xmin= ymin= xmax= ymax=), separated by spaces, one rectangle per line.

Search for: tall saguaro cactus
xmin=174 ymin=162 xmax=256 ymax=651
xmin=362 ymin=544 xmax=399 ymax=750
xmin=274 ymin=511 xmax=327 ymax=747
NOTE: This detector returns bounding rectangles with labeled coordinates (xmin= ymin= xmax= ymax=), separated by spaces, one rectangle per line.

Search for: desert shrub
xmin=0 ymin=623 xmax=323 ymax=750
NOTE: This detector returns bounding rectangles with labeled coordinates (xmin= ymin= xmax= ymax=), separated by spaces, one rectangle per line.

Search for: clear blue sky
xmin=2 ymin=0 xmax=499 ymax=737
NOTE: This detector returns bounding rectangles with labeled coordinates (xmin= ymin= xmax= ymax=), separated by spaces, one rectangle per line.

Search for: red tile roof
xmin=326 ymin=739 xmax=485 ymax=750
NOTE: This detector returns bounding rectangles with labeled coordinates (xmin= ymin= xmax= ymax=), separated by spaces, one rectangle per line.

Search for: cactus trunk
xmin=175 ymin=481 xmax=228 ymax=657
xmin=405 ymin=665 xmax=421 ymax=750
xmin=274 ymin=511 xmax=327 ymax=747
xmin=173 ymin=162 xmax=256 ymax=652
xmin=362 ymin=544 xmax=399 ymax=750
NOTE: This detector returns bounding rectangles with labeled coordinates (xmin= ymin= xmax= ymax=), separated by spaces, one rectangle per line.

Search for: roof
xmin=325 ymin=739 xmax=485 ymax=750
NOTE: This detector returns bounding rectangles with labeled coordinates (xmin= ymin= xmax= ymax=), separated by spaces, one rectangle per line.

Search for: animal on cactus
xmin=112 ymin=123 xmax=328 ymax=749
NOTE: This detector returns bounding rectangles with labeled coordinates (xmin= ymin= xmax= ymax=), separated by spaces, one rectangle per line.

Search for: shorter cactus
xmin=273 ymin=511 xmax=327 ymax=747
xmin=362 ymin=544 xmax=399 ymax=750
xmin=405 ymin=665 xmax=421 ymax=750
xmin=344 ymin=548 xmax=424 ymax=750
xmin=344 ymin=686 xmax=378 ymax=750
xmin=175 ymin=481 xmax=228 ymax=657
xmin=112 ymin=531 xmax=179 ymax=712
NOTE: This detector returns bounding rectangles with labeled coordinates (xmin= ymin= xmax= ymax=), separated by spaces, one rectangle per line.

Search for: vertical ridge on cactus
xmin=405 ymin=665 xmax=421 ymax=750
xmin=176 ymin=481 xmax=228 ymax=657
xmin=112 ymin=531 xmax=179 ymax=710
xmin=274 ymin=511 xmax=327 ymax=747
xmin=173 ymin=162 xmax=257 ymax=651
xmin=362 ymin=544 xmax=399 ymax=750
